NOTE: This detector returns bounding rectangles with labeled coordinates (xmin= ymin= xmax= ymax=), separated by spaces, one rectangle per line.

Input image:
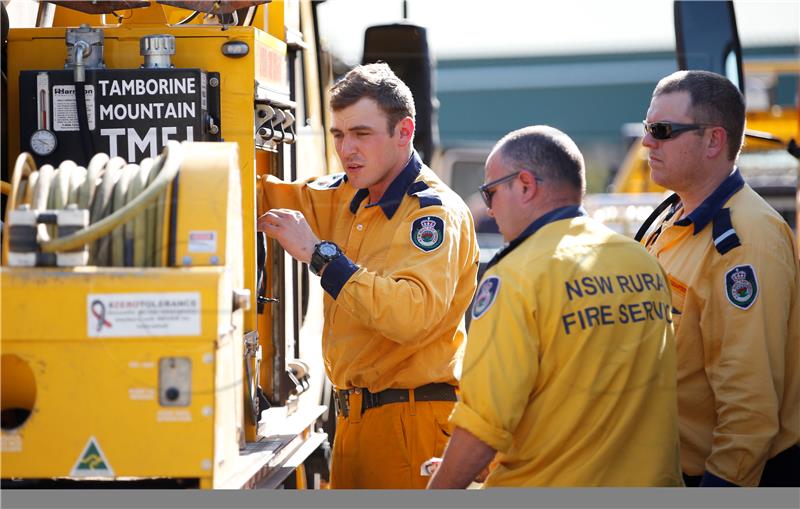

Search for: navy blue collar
xmin=674 ymin=169 xmax=744 ymax=234
xmin=348 ymin=152 xmax=422 ymax=219
xmin=485 ymin=205 xmax=587 ymax=271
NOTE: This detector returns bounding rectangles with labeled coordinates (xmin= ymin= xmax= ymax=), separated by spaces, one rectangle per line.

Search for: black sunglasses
xmin=642 ymin=120 xmax=714 ymax=140
xmin=479 ymin=171 xmax=542 ymax=208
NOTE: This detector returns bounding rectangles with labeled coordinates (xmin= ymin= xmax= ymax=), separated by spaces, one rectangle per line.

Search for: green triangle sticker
xmin=70 ymin=436 xmax=114 ymax=477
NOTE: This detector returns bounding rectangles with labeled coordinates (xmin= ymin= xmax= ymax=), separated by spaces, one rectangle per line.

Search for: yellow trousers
xmin=329 ymin=395 xmax=454 ymax=489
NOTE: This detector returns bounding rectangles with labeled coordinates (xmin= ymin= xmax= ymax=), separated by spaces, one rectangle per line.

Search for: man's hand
xmin=427 ymin=427 xmax=496 ymax=489
xmin=257 ymin=208 xmax=319 ymax=264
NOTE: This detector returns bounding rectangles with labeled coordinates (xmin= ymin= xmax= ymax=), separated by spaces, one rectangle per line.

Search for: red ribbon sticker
xmin=91 ymin=300 xmax=113 ymax=332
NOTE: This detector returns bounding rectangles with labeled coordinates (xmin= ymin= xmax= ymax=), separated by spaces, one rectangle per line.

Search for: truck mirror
xmin=674 ymin=0 xmax=745 ymax=93
xmin=363 ymin=23 xmax=439 ymax=166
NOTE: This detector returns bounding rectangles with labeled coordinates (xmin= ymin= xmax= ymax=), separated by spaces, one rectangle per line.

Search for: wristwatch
xmin=310 ymin=241 xmax=342 ymax=276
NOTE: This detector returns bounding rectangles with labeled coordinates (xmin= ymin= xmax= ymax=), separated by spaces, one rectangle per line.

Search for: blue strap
xmin=406 ymin=180 xmax=443 ymax=208
xmin=712 ymin=208 xmax=741 ymax=255
xmin=320 ymin=254 xmax=359 ymax=299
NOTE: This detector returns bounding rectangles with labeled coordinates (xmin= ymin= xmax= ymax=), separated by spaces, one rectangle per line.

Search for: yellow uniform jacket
xmin=641 ymin=169 xmax=800 ymax=486
xmin=262 ymin=153 xmax=479 ymax=391
xmin=452 ymin=207 xmax=683 ymax=486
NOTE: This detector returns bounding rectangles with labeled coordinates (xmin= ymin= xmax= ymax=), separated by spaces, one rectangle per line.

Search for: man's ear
xmin=706 ymin=126 xmax=728 ymax=160
xmin=518 ymin=170 xmax=539 ymax=204
xmin=396 ymin=116 xmax=415 ymax=147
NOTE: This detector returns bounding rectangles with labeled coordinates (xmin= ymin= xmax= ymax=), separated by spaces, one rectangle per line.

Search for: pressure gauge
xmin=30 ymin=129 xmax=57 ymax=156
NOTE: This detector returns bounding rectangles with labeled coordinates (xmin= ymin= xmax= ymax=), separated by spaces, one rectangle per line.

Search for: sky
xmin=6 ymin=0 xmax=797 ymax=62
xmin=317 ymin=0 xmax=800 ymax=64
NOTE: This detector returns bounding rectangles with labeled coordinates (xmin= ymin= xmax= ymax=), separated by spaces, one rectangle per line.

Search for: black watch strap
xmin=310 ymin=241 xmax=341 ymax=276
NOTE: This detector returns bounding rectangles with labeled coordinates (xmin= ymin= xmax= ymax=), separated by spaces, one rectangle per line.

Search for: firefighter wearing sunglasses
xmin=636 ymin=70 xmax=799 ymax=487
xmin=428 ymin=126 xmax=682 ymax=488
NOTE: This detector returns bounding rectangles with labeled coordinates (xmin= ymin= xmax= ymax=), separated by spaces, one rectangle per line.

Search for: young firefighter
xmin=258 ymin=63 xmax=479 ymax=488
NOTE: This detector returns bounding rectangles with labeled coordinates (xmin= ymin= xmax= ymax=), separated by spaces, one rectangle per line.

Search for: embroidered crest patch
xmin=725 ymin=264 xmax=758 ymax=310
xmin=411 ymin=216 xmax=445 ymax=252
xmin=471 ymin=276 xmax=501 ymax=320
xmin=307 ymin=173 xmax=346 ymax=190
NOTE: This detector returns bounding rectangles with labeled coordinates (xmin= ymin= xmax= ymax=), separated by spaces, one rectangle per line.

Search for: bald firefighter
xmin=428 ymin=126 xmax=683 ymax=487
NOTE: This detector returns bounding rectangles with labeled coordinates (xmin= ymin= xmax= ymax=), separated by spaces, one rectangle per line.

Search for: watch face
xmin=30 ymin=129 xmax=57 ymax=156
xmin=319 ymin=242 xmax=338 ymax=258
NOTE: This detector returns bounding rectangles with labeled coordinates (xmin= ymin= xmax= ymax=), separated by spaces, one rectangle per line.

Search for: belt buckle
xmin=335 ymin=389 xmax=350 ymax=417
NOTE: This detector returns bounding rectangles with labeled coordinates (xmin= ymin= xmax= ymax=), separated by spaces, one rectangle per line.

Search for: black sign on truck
xmin=19 ymin=68 xmax=221 ymax=166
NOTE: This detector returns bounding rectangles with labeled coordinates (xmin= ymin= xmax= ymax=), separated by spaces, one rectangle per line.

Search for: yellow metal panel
xmin=173 ymin=143 xmax=238 ymax=269
xmin=266 ymin=0 xmax=300 ymax=41
xmin=1 ymin=340 xmax=216 ymax=478
xmin=266 ymin=0 xmax=287 ymax=41
xmin=212 ymin=318 xmax=244 ymax=483
xmin=1 ymin=267 xmax=222 ymax=341
xmin=0 ymin=268 xmax=231 ymax=479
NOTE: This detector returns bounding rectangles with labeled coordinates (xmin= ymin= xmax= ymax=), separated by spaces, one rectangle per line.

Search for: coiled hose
xmin=5 ymin=141 xmax=183 ymax=266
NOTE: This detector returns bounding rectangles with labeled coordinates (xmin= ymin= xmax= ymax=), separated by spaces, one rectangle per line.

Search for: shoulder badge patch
xmin=307 ymin=173 xmax=346 ymax=190
xmin=724 ymin=264 xmax=758 ymax=310
xmin=411 ymin=215 xmax=445 ymax=252
xmin=472 ymin=276 xmax=501 ymax=320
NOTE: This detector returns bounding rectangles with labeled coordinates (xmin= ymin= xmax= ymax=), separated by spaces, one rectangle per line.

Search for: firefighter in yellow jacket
xmin=258 ymin=63 xmax=479 ymax=489
xmin=428 ymin=126 xmax=683 ymax=487
xmin=637 ymin=70 xmax=799 ymax=486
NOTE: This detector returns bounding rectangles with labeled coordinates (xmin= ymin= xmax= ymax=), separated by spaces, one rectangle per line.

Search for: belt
xmin=333 ymin=383 xmax=457 ymax=418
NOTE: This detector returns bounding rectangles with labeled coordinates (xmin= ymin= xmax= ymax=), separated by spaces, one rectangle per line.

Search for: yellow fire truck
xmin=0 ymin=0 xmax=344 ymax=489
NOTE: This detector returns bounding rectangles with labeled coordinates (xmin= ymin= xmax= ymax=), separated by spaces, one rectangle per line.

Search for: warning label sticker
xmin=70 ymin=436 xmax=114 ymax=477
xmin=87 ymin=292 xmax=201 ymax=338
xmin=52 ymin=84 xmax=96 ymax=131
xmin=188 ymin=231 xmax=217 ymax=253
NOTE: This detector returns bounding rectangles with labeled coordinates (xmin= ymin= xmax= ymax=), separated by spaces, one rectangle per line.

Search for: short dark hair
xmin=329 ymin=63 xmax=416 ymax=135
xmin=494 ymin=125 xmax=586 ymax=195
xmin=653 ymin=70 xmax=745 ymax=161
